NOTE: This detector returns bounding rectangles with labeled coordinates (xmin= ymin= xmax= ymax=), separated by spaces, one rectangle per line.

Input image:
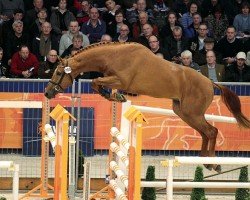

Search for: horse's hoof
xmin=204 ymin=164 xmax=213 ymax=171
xmin=214 ymin=165 xmax=222 ymax=173
xmin=114 ymin=93 xmax=127 ymax=102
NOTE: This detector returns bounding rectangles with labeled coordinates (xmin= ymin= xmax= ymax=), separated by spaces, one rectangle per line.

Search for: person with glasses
xmin=189 ymin=23 xmax=209 ymax=53
xmin=113 ymin=24 xmax=133 ymax=42
xmin=38 ymin=49 xmax=59 ymax=79
xmin=148 ymin=35 xmax=170 ymax=60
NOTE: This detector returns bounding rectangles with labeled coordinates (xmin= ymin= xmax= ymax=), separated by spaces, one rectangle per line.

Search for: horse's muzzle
xmin=44 ymin=90 xmax=56 ymax=99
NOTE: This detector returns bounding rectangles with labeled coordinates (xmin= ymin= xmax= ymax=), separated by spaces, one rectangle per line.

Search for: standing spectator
xmin=0 ymin=0 xmax=24 ymax=21
xmin=132 ymin=11 xmax=158 ymax=40
xmin=24 ymin=0 xmax=44 ymax=27
xmin=200 ymin=50 xmax=225 ymax=81
xmin=81 ymin=7 xmax=106 ymax=44
xmin=28 ymin=8 xmax=48 ymax=41
xmin=225 ymin=51 xmax=250 ymax=82
xmin=148 ymin=35 xmax=170 ymax=60
xmin=163 ymin=26 xmax=189 ymax=63
xmin=32 ymin=22 xmax=60 ymax=61
xmin=50 ymin=0 xmax=76 ymax=36
xmin=61 ymin=34 xmax=83 ymax=58
xmin=189 ymin=23 xmax=209 ymax=55
xmin=205 ymin=5 xmax=229 ymax=42
xmin=233 ymin=2 xmax=250 ymax=37
xmin=126 ymin=0 xmax=155 ymax=25
xmin=10 ymin=45 xmax=39 ymax=78
xmin=76 ymin=0 xmax=91 ymax=26
xmin=0 ymin=47 xmax=8 ymax=77
xmin=113 ymin=24 xmax=133 ymax=42
xmin=184 ymin=12 xmax=202 ymax=39
xmin=216 ymin=25 xmax=244 ymax=66
xmin=59 ymin=20 xmax=89 ymax=55
xmin=137 ymin=23 xmax=154 ymax=48
xmin=180 ymin=2 xmax=199 ymax=32
xmin=180 ymin=50 xmax=200 ymax=71
xmin=5 ymin=20 xmax=29 ymax=66
xmin=159 ymin=11 xmax=182 ymax=40
xmin=38 ymin=49 xmax=58 ymax=79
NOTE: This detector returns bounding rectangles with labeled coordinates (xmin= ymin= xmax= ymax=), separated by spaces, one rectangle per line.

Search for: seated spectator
xmin=50 ymin=0 xmax=76 ymax=36
xmin=101 ymin=34 xmax=112 ymax=42
xmin=137 ymin=23 xmax=154 ymax=48
xmin=126 ymin=0 xmax=155 ymax=25
xmin=113 ymin=24 xmax=133 ymax=42
xmin=59 ymin=20 xmax=89 ymax=55
xmin=172 ymin=0 xmax=189 ymax=19
xmin=38 ymin=49 xmax=58 ymax=79
xmin=132 ymin=11 xmax=158 ymax=40
xmin=0 ymin=0 xmax=24 ymax=21
xmin=246 ymin=51 xmax=250 ymax=67
xmin=221 ymin=0 xmax=242 ymax=25
xmin=163 ymin=26 xmax=189 ymax=64
xmin=225 ymin=51 xmax=250 ymax=82
xmin=205 ymin=5 xmax=229 ymax=42
xmin=193 ymin=37 xmax=222 ymax=66
xmin=189 ymin=23 xmax=209 ymax=53
xmin=61 ymin=34 xmax=83 ymax=58
xmin=180 ymin=50 xmax=200 ymax=71
xmin=24 ymin=0 xmax=44 ymax=27
xmin=201 ymin=0 xmax=221 ymax=19
xmin=200 ymin=50 xmax=225 ymax=82
xmin=184 ymin=12 xmax=202 ymax=39
xmin=152 ymin=0 xmax=170 ymax=30
xmin=148 ymin=35 xmax=170 ymax=60
xmin=81 ymin=7 xmax=106 ymax=44
xmin=32 ymin=22 xmax=60 ymax=61
xmin=233 ymin=2 xmax=250 ymax=38
xmin=76 ymin=0 xmax=91 ymax=27
xmin=1 ymin=9 xmax=24 ymax=42
xmin=0 ymin=47 xmax=8 ymax=78
xmin=28 ymin=8 xmax=48 ymax=41
xmin=4 ymin=20 xmax=29 ymax=66
xmin=215 ymin=25 xmax=244 ymax=66
xmin=10 ymin=45 xmax=39 ymax=78
xmin=159 ymin=11 xmax=182 ymax=41
xmin=180 ymin=2 xmax=199 ymax=33
xmin=107 ymin=9 xmax=131 ymax=39
xmin=102 ymin=0 xmax=119 ymax=28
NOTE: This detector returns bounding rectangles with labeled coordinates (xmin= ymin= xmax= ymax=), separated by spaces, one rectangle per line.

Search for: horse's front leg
xmin=91 ymin=76 xmax=127 ymax=102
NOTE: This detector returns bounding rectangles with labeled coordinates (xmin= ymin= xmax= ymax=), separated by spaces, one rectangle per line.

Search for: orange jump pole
xmin=49 ymin=104 xmax=76 ymax=200
xmin=124 ymin=106 xmax=148 ymax=200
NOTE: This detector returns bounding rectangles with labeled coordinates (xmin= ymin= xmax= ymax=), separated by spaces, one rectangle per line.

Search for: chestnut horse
xmin=45 ymin=42 xmax=250 ymax=172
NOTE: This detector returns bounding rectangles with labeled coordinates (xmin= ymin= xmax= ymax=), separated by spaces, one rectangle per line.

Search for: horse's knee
xmin=207 ymin=127 xmax=218 ymax=140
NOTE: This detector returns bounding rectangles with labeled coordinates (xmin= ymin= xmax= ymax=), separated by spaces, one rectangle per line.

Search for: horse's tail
xmin=213 ymin=82 xmax=250 ymax=128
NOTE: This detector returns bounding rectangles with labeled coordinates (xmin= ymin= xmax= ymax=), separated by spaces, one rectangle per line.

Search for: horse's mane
xmin=68 ymin=41 xmax=139 ymax=59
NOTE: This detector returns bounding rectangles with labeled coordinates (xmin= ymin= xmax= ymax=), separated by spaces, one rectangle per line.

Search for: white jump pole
xmin=141 ymin=181 xmax=250 ymax=188
xmin=133 ymin=105 xmax=237 ymax=123
xmin=175 ymin=156 xmax=250 ymax=165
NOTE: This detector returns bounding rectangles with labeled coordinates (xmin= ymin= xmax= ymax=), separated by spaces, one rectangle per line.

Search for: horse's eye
xmin=56 ymin=72 xmax=61 ymax=76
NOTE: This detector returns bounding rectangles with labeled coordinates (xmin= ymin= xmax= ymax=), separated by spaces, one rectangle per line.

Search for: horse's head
xmin=44 ymin=58 xmax=74 ymax=99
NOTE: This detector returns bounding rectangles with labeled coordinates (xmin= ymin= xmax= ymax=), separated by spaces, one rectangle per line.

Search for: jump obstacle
xmin=0 ymin=161 xmax=19 ymax=200
xmin=102 ymin=100 xmax=249 ymax=200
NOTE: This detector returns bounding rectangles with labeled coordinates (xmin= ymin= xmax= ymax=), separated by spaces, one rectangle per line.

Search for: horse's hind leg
xmin=172 ymin=100 xmax=221 ymax=172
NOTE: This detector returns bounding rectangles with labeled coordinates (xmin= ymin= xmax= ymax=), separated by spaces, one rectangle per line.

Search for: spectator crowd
xmin=0 ymin=0 xmax=249 ymax=82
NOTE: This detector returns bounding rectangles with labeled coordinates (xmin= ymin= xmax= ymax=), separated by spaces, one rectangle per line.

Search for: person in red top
xmin=10 ymin=45 xmax=39 ymax=78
